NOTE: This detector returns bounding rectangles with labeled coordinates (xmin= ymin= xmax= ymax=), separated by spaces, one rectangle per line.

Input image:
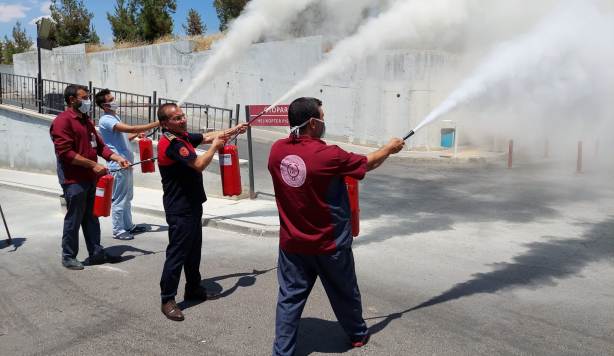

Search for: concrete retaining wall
xmin=14 ymin=37 xmax=458 ymax=149
xmin=0 ymin=64 xmax=13 ymax=74
xmin=0 ymin=105 xmax=248 ymax=198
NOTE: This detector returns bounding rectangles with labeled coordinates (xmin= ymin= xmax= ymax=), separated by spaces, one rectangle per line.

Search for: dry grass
xmin=84 ymin=33 xmax=224 ymax=54
xmin=192 ymin=33 xmax=225 ymax=52
xmin=85 ymin=43 xmax=111 ymax=53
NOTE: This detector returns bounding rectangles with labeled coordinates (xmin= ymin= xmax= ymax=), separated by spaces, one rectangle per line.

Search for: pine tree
xmin=1 ymin=36 xmax=17 ymax=65
xmin=183 ymin=8 xmax=206 ymax=36
xmin=137 ymin=0 xmax=177 ymax=42
xmin=12 ymin=22 xmax=33 ymax=53
xmin=213 ymin=0 xmax=249 ymax=32
xmin=50 ymin=0 xmax=100 ymax=46
xmin=107 ymin=0 xmax=140 ymax=43
xmin=0 ymin=22 xmax=33 ymax=64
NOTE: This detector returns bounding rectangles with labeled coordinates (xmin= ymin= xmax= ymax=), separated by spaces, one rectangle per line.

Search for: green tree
xmin=107 ymin=0 xmax=140 ymax=43
xmin=183 ymin=8 xmax=206 ymax=36
xmin=0 ymin=22 xmax=33 ymax=64
xmin=137 ymin=0 xmax=177 ymax=42
xmin=12 ymin=22 xmax=34 ymax=53
xmin=50 ymin=0 xmax=100 ymax=46
xmin=213 ymin=0 xmax=249 ymax=31
xmin=1 ymin=36 xmax=17 ymax=64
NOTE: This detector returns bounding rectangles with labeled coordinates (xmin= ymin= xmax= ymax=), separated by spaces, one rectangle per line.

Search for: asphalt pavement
xmin=1 ymin=153 xmax=613 ymax=355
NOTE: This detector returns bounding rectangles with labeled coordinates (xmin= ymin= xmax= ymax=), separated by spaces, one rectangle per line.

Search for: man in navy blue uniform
xmin=156 ymin=102 xmax=246 ymax=321
xmin=268 ymin=97 xmax=404 ymax=355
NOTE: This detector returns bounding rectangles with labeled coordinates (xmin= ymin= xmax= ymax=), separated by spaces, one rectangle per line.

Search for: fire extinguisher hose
xmin=108 ymin=157 xmax=157 ymax=173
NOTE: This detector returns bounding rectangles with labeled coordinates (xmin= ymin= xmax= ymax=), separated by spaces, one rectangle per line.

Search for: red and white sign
xmin=248 ymin=104 xmax=289 ymax=127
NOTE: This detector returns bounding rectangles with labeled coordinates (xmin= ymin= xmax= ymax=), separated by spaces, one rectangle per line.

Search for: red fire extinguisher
xmin=139 ymin=136 xmax=155 ymax=173
xmin=219 ymin=144 xmax=242 ymax=196
xmin=93 ymin=174 xmax=114 ymax=217
xmin=345 ymin=177 xmax=360 ymax=237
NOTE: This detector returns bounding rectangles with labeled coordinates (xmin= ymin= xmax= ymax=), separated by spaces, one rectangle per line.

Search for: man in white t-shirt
xmin=96 ymin=89 xmax=159 ymax=240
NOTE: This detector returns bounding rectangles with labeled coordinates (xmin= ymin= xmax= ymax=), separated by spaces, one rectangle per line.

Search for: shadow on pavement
xmin=179 ymin=267 xmax=276 ymax=310
xmin=135 ymin=223 xmax=169 ymax=234
xmin=104 ymin=245 xmax=157 ymax=261
xmin=0 ymin=237 xmax=26 ymax=252
xmin=294 ymin=318 xmax=352 ymax=355
xmin=356 ymin=165 xmax=603 ymax=246
xmin=366 ymin=217 xmax=614 ymax=334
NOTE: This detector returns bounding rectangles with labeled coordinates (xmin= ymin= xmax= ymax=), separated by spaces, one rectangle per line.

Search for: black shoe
xmin=184 ymin=286 xmax=210 ymax=301
xmin=62 ymin=258 xmax=84 ymax=270
xmin=85 ymin=252 xmax=122 ymax=266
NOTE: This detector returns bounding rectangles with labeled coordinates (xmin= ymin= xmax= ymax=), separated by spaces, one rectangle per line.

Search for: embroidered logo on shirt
xmin=280 ymin=155 xmax=306 ymax=187
xmin=179 ymin=147 xmax=190 ymax=157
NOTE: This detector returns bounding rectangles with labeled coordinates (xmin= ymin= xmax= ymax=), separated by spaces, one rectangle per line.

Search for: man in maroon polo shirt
xmin=268 ymin=97 xmax=405 ymax=355
xmin=50 ymin=84 xmax=130 ymax=270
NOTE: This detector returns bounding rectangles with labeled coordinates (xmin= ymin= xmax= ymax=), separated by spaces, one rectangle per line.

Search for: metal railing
xmin=158 ymin=98 xmax=236 ymax=134
xmin=92 ymin=87 xmax=156 ymax=126
xmin=40 ymin=78 xmax=85 ymax=115
xmin=0 ymin=73 xmax=38 ymax=111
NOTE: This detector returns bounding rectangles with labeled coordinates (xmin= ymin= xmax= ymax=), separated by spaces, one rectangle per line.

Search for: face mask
xmin=312 ymin=118 xmax=326 ymax=138
xmin=106 ymin=101 xmax=119 ymax=112
xmin=78 ymin=99 xmax=92 ymax=114
xmin=290 ymin=118 xmax=326 ymax=138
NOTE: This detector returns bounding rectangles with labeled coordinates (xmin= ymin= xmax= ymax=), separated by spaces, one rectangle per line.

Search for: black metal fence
xmin=0 ymin=73 xmax=37 ymax=111
xmin=158 ymin=98 xmax=236 ymax=133
xmin=0 ymin=72 xmax=236 ymax=134
xmin=92 ymin=86 xmax=155 ymax=126
xmin=41 ymin=78 xmax=85 ymax=115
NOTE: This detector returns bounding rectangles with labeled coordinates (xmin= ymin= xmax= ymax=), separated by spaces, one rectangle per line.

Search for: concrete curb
xmin=0 ymin=180 xmax=279 ymax=238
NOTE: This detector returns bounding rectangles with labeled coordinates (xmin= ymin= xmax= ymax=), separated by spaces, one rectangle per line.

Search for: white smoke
xmin=268 ymin=0 xmax=469 ymax=110
xmin=178 ymin=0 xmax=320 ymax=105
xmin=414 ymin=0 xmax=614 ymax=134
xmin=278 ymin=0 xmax=385 ymax=39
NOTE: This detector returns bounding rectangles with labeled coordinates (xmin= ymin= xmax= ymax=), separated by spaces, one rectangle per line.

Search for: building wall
xmin=14 ymin=37 xmax=457 ymax=148
xmin=0 ymin=65 xmax=13 ymax=74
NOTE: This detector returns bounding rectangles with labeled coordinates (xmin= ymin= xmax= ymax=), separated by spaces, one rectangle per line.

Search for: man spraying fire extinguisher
xmin=50 ymin=85 xmax=130 ymax=271
xmin=156 ymin=103 xmax=247 ymax=321
xmin=96 ymin=88 xmax=160 ymax=241
xmin=268 ymin=97 xmax=404 ymax=355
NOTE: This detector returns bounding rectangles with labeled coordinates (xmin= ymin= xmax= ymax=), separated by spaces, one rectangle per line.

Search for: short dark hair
xmin=94 ymin=88 xmax=112 ymax=109
xmin=64 ymin=84 xmax=89 ymax=105
xmin=288 ymin=97 xmax=322 ymax=128
xmin=157 ymin=103 xmax=178 ymax=122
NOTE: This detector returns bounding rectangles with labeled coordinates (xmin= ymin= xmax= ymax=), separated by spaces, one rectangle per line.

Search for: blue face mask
xmin=105 ymin=101 xmax=120 ymax=112
xmin=78 ymin=99 xmax=92 ymax=114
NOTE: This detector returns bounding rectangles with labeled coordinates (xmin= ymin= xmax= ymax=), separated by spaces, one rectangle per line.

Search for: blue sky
xmin=0 ymin=0 xmax=221 ymax=45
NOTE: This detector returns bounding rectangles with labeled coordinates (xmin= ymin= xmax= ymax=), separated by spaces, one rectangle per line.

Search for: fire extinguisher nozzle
xmin=403 ymin=130 xmax=415 ymax=141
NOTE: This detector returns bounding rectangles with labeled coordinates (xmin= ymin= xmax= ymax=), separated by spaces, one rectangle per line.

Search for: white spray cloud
xmin=414 ymin=0 xmax=614 ymax=133
xmin=267 ymin=0 xmax=468 ymax=111
xmin=178 ymin=0 xmax=320 ymax=105
xmin=279 ymin=0 xmax=384 ymax=39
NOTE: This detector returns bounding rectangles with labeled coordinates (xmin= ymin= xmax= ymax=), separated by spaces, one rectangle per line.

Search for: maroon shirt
xmin=268 ymin=135 xmax=367 ymax=254
xmin=50 ymin=108 xmax=114 ymax=184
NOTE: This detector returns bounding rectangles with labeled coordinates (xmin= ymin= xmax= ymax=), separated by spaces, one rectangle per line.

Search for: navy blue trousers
xmin=61 ymin=182 xmax=104 ymax=260
xmin=273 ymin=248 xmax=368 ymax=356
xmin=160 ymin=205 xmax=203 ymax=303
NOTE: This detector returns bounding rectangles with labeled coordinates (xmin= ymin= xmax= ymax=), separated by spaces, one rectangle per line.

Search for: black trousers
xmin=160 ymin=205 xmax=203 ymax=303
xmin=61 ymin=182 xmax=104 ymax=260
